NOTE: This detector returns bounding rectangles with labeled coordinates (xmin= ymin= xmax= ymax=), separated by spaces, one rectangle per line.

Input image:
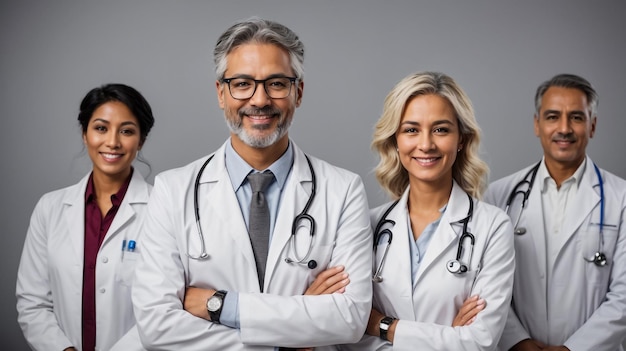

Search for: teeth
xmin=102 ymin=153 xmax=122 ymax=159
xmin=416 ymin=158 xmax=438 ymax=163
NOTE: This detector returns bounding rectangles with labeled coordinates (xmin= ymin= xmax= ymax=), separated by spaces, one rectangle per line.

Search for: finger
xmin=463 ymin=299 xmax=486 ymax=325
xmin=305 ymin=267 xmax=346 ymax=295
xmin=309 ymin=272 xmax=349 ymax=295
xmin=457 ymin=295 xmax=479 ymax=315
xmin=320 ymin=277 xmax=350 ymax=294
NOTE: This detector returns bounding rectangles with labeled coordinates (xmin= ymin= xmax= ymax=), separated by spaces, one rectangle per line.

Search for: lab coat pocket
xmin=117 ymin=251 xmax=141 ymax=287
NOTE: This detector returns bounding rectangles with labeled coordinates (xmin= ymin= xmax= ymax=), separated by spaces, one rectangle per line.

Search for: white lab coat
xmin=132 ymin=140 xmax=373 ymax=350
xmin=341 ymin=181 xmax=515 ymax=351
xmin=485 ymin=157 xmax=626 ymax=351
xmin=16 ymin=170 xmax=150 ymax=351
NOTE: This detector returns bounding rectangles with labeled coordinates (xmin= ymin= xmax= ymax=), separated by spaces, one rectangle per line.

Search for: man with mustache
xmin=485 ymin=74 xmax=626 ymax=350
xmin=131 ymin=17 xmax=372 ymax=350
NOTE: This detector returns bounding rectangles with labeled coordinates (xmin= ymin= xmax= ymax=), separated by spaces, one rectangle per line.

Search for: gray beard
xmin=226 ymin=117 xmax=291 ymax=148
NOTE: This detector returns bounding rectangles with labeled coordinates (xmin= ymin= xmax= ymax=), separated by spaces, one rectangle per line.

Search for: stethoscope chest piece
xmin=446 ymin=259 xmax=468 ymax=274
xmin=586 ymin=251 xmax=608 ymax=267
xmin=514 ymin=227 xmax=527 ymax=235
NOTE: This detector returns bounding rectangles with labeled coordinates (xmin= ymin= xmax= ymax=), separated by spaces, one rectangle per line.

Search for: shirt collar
xmin=224 ymin=138 xmax=294 ymax=191
xmin=84 ymin=168 xmax=134 ymax=206
xmin=539 ymin=157 xmax=587 ymax=192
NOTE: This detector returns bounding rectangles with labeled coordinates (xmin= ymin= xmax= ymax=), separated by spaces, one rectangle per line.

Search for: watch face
xmin=207 ymin=296 xmax=223 ymax=311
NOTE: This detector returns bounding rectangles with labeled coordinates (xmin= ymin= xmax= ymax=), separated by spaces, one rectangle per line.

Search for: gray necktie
xmin=247 ymin=171 xmax=274 ymax=290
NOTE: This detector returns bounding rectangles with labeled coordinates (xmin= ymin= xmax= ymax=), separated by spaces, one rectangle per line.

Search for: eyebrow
xmin=542 ymin=109 xmax=586 ymax=116
xmin=92 ymin=118 xmax=138 ymax=127
xmin=400 ymin=119 xmax=455 ymax=126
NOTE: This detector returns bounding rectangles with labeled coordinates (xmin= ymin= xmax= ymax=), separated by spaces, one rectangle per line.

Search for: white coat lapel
xmin=381 ymin=189 xmax=415 ymax=319
xmin=414 ymin=182 xmax=466 ymax=285
xmin=101 ymin=171 xmax=149 ymax=247
xmin=201 ymin=147 xmax=257 ymax=277
xmin=265 ymin=146 xmax=311 ymax=287
xmin=62 ymin=174 xmax=89 ymax=262
xmin=555 ymin=160 xmax=600 ymax=256
xmin=523 ymin=171 xmax=548 ymax=281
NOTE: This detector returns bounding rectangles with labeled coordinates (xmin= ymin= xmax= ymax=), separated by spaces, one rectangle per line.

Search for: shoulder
xmin=305 ymin=154 xmax=361 ymax=183
xmin=154 ymin=155 xmax=213 ymax=183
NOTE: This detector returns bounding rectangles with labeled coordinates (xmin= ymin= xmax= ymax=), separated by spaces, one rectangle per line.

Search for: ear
xmin=295 ymin=80 xmax=304 ymax=107
xmin=589 ymin=116 xmax=597 ymax=139
xmin=82 ymin=132 xmax=87 ymax=145
xmin=216 ymin=80 xmax=225 ymax=109
xmin=533 ymin=114 xmax=540 ymax=137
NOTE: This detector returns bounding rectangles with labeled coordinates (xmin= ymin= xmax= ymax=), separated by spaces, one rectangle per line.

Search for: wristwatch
xmin=206 ymin=290 xmax=227 ymax=324
xmin=379 ymin=316 xmax=396 ymax=341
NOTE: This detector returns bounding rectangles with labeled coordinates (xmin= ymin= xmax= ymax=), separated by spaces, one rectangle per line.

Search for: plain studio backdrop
xmin=2 ymin=1 xmax=625 ymax=348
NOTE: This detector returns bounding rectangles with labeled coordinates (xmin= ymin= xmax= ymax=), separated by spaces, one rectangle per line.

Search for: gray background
xmin=2 ymin=1 xmax=625 ymax=348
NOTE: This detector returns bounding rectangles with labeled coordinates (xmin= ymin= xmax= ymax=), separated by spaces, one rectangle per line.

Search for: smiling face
xmin=82 ymin=101 xmax=142 ymax=182
xmin=216 ymin=43 xmax=303 ymax=151
xmin=396 ymin=94 xmax=462 ymax=188
xmin=534 ymin=86 xmax=596 ymax=173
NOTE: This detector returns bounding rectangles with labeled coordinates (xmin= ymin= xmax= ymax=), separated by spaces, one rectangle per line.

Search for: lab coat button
xmin=102 ymin=257 xmax=108 ymax=263
xmin=99 ymin=288 xmax=106 ymax=293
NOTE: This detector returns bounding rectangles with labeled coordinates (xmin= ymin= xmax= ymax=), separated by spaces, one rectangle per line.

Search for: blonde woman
xmin=346 ymin=72 xmax=515 ymax=350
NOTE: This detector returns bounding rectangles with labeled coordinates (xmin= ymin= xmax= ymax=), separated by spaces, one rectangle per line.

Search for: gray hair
xmin=213 ymin=17 xmax=305 ymax=80
xmin=535 ymin=73 xmax=598 ymax=117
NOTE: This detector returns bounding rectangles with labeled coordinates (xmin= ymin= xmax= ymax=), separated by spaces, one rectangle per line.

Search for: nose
xmin=249 ymin=81 xmax=272 ymax=107
xmin=418 ymin=132 xmax=435 ymax=151
xmin=105 ymin=130 xmax=121 ymax=149
xmin=557 ymin=115 xmax=573 ymax=134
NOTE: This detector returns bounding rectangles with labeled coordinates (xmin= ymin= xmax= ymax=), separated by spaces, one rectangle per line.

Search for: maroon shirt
xmin=82 ymin=171 xmax=132 ymax=351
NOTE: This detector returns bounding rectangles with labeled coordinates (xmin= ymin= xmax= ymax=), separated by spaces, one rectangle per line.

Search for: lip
xmin=552 ymin=139 xmax=575 ymax=148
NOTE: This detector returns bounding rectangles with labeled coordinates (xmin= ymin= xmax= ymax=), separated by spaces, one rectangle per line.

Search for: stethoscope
xmin=372 ymin=193 xmax=476 ymax=282
xmin=505 ymin=161 xmax=607 ymax=267
xmin=188 ymin=153 xmax=319 ymax=269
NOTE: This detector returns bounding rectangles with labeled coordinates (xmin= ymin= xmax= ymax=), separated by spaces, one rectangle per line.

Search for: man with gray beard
xmin=131 ymin=17 xmax=372 ymax=350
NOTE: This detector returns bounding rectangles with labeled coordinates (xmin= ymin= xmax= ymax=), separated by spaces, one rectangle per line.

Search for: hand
xmin=542 ymin=347 xmax=569 ymax=351
xmin=452 ymin=295 xmax=485 ymax=326
xmin=511 ymin=339 xmax=547 ymax=351
xmin=365 ymin=308 xmax=385 ymax=338
xmin=183 ymin=286 xmax=216 ymax=321
xmin=304 ymin=265 xmax=349 ymax=295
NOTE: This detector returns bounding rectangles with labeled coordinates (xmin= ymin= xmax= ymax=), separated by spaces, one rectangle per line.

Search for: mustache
xmin=552 ymin=133 xmax=576 ymax=142
xmin=238 ymin=107 xmax=281 ymax=117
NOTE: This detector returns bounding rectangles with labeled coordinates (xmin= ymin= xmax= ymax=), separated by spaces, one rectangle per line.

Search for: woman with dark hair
xmin=16 ymin=84 xmax=155 ymax=351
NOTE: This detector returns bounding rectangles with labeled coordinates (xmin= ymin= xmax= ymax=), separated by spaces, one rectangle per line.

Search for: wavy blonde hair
xmin=372 ymin=71 xmax=489 ymax=199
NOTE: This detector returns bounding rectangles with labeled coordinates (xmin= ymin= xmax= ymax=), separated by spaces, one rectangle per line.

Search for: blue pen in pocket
xmin=128 ymin=240 xmax=136 ymax=252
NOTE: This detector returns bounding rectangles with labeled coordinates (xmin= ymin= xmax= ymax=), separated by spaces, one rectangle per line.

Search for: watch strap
xmin=379 ymin=316 xmax=396 ymax=341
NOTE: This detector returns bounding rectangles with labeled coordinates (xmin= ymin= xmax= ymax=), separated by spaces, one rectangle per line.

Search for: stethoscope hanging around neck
xmin=188 ymin=153 xmax=319 ymax=270
xmin=505 ymin=161 xmax=607 ymax=267
xmin=372 ymin=192 xmax=476 ymax=282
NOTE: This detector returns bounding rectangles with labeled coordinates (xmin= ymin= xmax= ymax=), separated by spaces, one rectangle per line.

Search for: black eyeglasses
xmin=221 ymin=77 xmax=298 ymax=100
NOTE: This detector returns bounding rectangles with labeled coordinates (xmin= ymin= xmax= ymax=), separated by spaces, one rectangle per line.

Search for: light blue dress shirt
xmin=220 ymin=139 xmax=294 ymax=329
